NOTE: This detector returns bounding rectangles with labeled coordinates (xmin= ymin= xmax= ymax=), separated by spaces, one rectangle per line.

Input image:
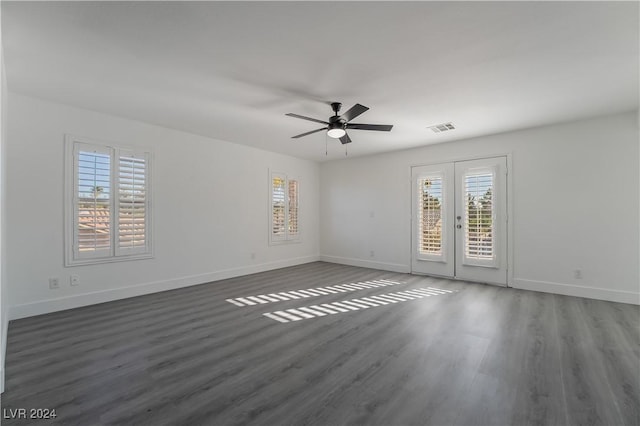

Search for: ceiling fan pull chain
xmin=325 ymin=134 xmax=328 ymax=156
xmin=345 ymin=144 xmax=348 ymax=156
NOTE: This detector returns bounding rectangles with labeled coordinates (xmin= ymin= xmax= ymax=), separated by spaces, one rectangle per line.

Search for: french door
xmin=411 ymin=157 xmax=508 ymax=286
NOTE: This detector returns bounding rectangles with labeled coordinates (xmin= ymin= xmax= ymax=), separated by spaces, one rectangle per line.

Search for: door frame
xmin=409 ymin=152 xmax=514 ymax=287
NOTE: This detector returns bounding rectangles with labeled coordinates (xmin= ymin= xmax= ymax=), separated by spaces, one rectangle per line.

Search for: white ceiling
xmin=3 ymin=1 xmax=638 ymax=161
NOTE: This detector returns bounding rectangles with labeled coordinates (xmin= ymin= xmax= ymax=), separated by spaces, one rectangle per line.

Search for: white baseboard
xmin=320 ymin=255 xmax=410 ymax=273
xmin=9 ymin=255 xmax=319 ymax=320
xmin=513 ymin=278 xmax=640 ymax=305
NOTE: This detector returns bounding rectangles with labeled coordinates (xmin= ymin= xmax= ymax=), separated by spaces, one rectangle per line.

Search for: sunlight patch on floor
xmin=262 ymin=287 xmax=457 ymax=323
xmin=226 ymin=279 xmax=406 ymax=307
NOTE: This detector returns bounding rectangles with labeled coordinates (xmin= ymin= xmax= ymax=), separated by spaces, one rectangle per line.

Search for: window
xmin=270 ymin=172 xmax=299 ymax=243
xmin=65 ymin=135 xmax=152 ymax=265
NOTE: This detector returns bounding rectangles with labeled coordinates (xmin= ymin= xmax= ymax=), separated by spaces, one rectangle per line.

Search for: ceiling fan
xmin=286 ymin=102 xmax=393 ymax=144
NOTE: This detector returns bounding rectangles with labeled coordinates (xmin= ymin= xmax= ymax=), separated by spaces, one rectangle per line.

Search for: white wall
xmin=0 ymin=5 xmax=7 ymax=393
xmin=6 ymin=93 xmax=320 ymax=319
xmin=320 ymin=112 xmax=640 ymax=304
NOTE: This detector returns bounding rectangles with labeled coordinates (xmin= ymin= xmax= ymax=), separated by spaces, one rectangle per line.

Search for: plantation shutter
xmin=116 ymin=150 xmax=149 ymax=255
xmin=463 ymin=169 xmax=496 ymax=265
xmin=417 ymin=174 xmax=443 ymax=258
xmin=288 ymin=179 xmax=299 ymax=239
xmin=75 ymin=144 xmax=112 ymax=258
xmin=271 ymin=174 xmax=286 ymax=240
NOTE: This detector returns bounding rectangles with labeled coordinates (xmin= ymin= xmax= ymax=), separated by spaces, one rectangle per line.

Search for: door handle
xmin=456 ymin=224 xmax=462 ymax=229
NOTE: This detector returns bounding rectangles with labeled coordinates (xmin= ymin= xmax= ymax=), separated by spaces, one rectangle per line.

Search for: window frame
xmin=269 ymin=171 xmax=301 ymax=245
xmin=64 ymin=135 xmax=153 ymax=266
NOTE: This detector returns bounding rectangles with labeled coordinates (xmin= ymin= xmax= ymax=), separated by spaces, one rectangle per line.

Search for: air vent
xmin=428 ymin=122 xmax=455 ymax=133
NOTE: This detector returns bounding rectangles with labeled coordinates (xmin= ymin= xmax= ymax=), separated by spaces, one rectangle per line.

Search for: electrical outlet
xmin=70 ymin=275 xmax=80 ymax=286
xmin=250 ymin=252 xmax=256 ymax=260
xmin=370 ymin=250 xmax=375 ymax=258
xmin=49 ymin=278 xmax=59 ymax=289
xmin=573 ymin=269 xmax=582 ymax=279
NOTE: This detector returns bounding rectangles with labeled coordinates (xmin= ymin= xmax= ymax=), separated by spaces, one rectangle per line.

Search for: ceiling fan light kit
xmin=327 ymin=122 xmax=346 ymax=139
xmin=286 ymin=101 xmax=393 ymax=145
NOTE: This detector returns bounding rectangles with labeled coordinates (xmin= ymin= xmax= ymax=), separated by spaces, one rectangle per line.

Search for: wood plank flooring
xmin=1 ymin=262 xmax=638 ymax=425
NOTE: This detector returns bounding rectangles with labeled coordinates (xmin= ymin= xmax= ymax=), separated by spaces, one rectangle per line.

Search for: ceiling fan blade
xmin=285 ymin=113 xmax=329 ymax=125
xmin=341 ymin=103 xmax=369 ymax=122
xmin=339 ymin=132 xmax=352 ymax=145
xmin=292 ymin=128 xmax=326 ymax=139
xmin=347 ymin=123 xmax=394 ymax=132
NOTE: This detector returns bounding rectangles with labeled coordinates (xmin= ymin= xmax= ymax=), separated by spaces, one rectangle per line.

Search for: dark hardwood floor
xmin=2 ymin=262 xmax=638 ymax=425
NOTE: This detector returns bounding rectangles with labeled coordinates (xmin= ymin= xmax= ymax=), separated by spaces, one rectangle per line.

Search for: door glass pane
xmin=464 ymin=172 xmax=493 ymax=259
xmin=418 ymin=176 xmax=443 ymax=256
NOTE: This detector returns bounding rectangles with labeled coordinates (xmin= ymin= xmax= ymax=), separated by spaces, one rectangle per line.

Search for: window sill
xmin=269 ymin=239 xmax=302 ymax=247
xmin=65 ymin=253 xmax=154 ymax=267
